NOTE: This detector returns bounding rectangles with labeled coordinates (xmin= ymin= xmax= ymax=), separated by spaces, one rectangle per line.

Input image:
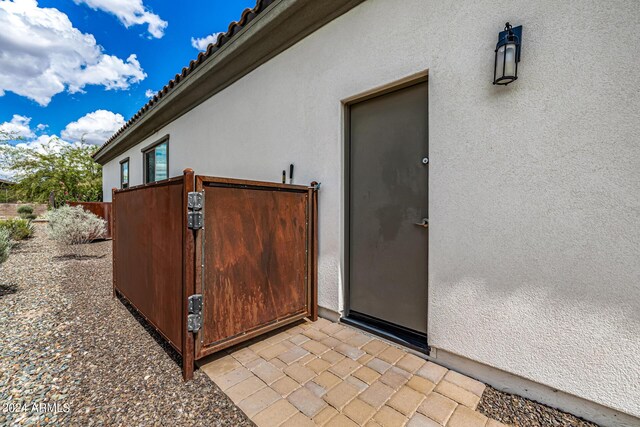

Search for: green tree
xmin=0 ymin=137 xmax=102 ymax=203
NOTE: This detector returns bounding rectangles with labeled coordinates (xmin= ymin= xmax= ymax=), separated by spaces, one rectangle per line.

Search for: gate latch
xmin=187 ymin=294 xmax=203 ymax=333
xmin=187 ymin=191 xmax=203 ymax=230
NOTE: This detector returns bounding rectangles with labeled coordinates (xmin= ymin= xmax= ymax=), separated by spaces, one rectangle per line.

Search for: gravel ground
xmin=0 ymin=224 xmax=605 ymax=427
xmin=478 ymin=385 xmax=599 ymax=427
xmin=0 ymin=224 xmax=253 ymax=426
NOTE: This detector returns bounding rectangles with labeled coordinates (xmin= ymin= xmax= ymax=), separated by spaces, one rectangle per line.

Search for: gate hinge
xmin=187 ymin=191 xmax=204 ymax=230
xmin=187 ymin=192 xmax=203 ymax=210
xmin=187 ymin=294 xmax=203 ymax=333
xmin=187 ymin=212 xmax=203 ymax=229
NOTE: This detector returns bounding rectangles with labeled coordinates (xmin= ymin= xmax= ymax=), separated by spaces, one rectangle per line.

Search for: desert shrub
xmin=17 ymin=205 xmax=34 ymax=215
xmin=0 ymin=228 xmax=10 ymax=264
xmin=46 ymin=205 xmax=106 ymax=245
xmin=0 ymin=218 xmax=34 ymax=241
xmin=17 ymin=205 xmax=37 ymax=220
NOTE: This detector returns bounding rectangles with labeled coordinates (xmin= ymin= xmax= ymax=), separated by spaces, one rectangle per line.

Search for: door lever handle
xmin=414 ymin=218 xmax=429 ymax=228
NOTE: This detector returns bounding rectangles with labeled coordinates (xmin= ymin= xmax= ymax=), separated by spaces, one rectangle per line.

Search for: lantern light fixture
xmin=493 ymin=22 xmax=522 ymax=85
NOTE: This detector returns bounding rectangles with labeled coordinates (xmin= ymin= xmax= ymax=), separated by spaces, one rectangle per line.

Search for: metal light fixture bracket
xmin=497 ymin=23 xmax=522 ymax=62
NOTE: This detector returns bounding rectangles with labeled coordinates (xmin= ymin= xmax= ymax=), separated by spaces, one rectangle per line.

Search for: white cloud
xmin=61 ymin=110 xmax=125 ymax=145
xmin=0 ymin=115 xmax=35 ymax=139
xmin=74 ymin=0 xmax=167 ymax=39
xmin=2 ymin=109 xmax=122 ymax=152
xmin=0 ymin=0 xmax=147 ymax=106
xmin=191 ymin=32 xmax=223 ymax=51
xmin=15 ymin=134 xmax=76 ymax=154
xmin=145 ymin=89 xmax=156 ymax=98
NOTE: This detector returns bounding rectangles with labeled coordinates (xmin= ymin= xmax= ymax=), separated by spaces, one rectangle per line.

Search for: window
xmin=142 ymin=136 xmax=169 ymax=183
xmin=120 ymin=158 xmax=129 ymax=189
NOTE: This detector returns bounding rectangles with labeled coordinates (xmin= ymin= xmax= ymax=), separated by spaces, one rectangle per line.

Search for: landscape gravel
xmin=1 ymin=224 xmax=606 ymax=427
xmin=0 ymin=224 xmax=253 ymax=426
xmin=478 ymin=385 xmax=599 ymax=427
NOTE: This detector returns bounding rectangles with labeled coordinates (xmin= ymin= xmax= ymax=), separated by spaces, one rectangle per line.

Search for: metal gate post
xmin=112 ymin=187 xmax=117 ymax=299
xmin=182 ymin=168 xmax=196 ymax=381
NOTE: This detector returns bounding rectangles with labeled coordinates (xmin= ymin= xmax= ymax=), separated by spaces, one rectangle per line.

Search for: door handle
xmin=414 ymin=218 xmax=429 ymax=228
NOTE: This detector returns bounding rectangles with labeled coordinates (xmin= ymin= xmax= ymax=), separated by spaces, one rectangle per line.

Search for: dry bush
xmin=46 ymin=205 xmax=106 ymax=245
xmin=0 ymin=228 xmax=10 ymax=265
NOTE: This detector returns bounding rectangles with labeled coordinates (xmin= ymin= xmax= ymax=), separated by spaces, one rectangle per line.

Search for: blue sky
xmin=0 ymin=0 xmax=255 ymax=151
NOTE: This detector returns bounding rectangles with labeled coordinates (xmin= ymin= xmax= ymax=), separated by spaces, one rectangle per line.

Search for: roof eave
xmin=93 ymin=0 xmax=365 ymax=165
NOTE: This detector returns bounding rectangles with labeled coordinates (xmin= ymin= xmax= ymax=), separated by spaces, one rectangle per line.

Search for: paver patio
xmin=200 ymin=318 xmax=509 ymax=426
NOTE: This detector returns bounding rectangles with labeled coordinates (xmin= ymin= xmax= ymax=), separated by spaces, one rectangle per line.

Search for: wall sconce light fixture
xmin=493 ymin=22 xmax=522 ymax=85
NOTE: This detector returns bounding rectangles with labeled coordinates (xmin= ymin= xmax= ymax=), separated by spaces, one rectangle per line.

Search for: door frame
xmin=341 ymin=70 xmax=430 ymax=353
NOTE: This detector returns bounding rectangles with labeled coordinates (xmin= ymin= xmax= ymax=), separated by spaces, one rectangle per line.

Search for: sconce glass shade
xmin=493 ymin=23 xmax=522 ymax=85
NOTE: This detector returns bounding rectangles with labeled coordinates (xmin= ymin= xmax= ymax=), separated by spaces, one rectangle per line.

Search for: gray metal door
xmin=348 ymin=82 xmax=428 ymax=334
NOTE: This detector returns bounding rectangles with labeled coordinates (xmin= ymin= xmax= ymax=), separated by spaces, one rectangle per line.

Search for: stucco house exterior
xmin=93 ymin=1 xmax=640 ymax=425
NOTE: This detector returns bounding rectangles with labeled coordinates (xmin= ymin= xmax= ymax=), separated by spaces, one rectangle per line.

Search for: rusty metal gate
xmin=112 ymin=169 xmax=318 ymax=380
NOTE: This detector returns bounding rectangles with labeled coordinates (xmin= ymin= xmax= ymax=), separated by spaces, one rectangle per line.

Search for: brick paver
xmin=314 ymin=406 xmax=339 ymax=425
xmin=215 ymin=366 xmax=253 ymax=390
xmin=253 ymin=360 xmax=286 ymax=385
xmin=359 ymin=381 xmax=396 ymax=410
xmin=367 ymin=358 xmax=392 ymax=374
xmin=271 ymin=375 xmax=300 ymax=397
xmin=329 ymin=357 xmax=360 ymax=378
xmin=199 ymin=319 xmax=506 ymax=426
xmin=353 ymin=366 xmax=381 ymax=384
xmin=408 ymin=412 xmax=441 ymax=427
xmin=407 ymin=375 xmax=436 ymax=395
xmin=278 ymin=346 xmax=309 ymax=365
xmin=284 ymin=362 xmax=316 ymax=384
xmin=288 ymin=386 xmax=327 ymax=417
xmin=435 ymin=380 xmax=481 ymax=409
xmin=444 ymin=370 xmax=487 ymax=396
xmin=343 ymin=398 xmax=376 ymax=425
xmin=253 ymin=399 xmax=298 ymax=427
xmin=387 ymin=386 xmax=425 ymax=416
xmin=237 ymin=386 xmax=281 ymax=417
xmin=346 ymin=376 xmax=370 ymax=393
xmin=324 ymin=381 xmax=360 ymax=410
xmin=226 ymin=375 xmax=267 ymax=401
xmin=374 ymin=405 xmax=408 ymax=426
xmin=447 ymin=405 xmax=489 ymax=427
xmin=417 ymin=392 xmax=458 ymax=425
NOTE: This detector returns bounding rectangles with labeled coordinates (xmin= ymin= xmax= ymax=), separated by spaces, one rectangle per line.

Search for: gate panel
xmin=195 ymin=177 xmax=314 ymax=357
xmin=112 ymin=177 xmax=185 ymax=353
